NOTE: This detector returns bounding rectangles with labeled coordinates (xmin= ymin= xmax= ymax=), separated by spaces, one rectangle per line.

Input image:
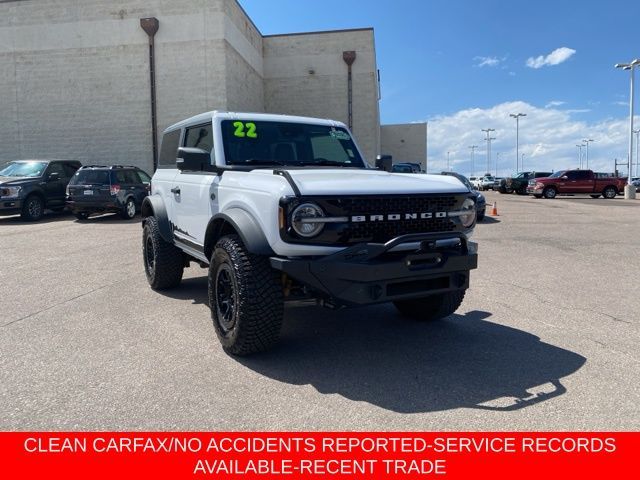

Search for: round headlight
xmin=460 ymin=198 xmax=476 ymax=228
xmin=291 ymin=203 xmax=325 ymax=238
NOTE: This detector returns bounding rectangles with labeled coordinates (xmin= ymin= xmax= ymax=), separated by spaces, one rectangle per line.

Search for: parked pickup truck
xmin=527 ymin=169 xmax=627 ymax=199
xmin=499 ymin=171 xmax=552 ymax=195
xmin=141 ymin=111 xmax=479 ymax=355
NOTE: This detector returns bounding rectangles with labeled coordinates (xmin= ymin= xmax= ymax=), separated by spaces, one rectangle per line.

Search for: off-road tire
xmin=75 ymin=212 xmax=89 ymax=220
xmin=543 ymin=187 xmax=557 ymax=199
xmin=602 ymin=186 xmax=617 ymax=199
xmin=142 ymin=216 xmax=184 ymax=290
xmin=517 ymin=186 xmax=527 ymax=195
xmin=21 ymin=194 xmax=44 ymax=221
xmin=394 ymin=290 xmax=466 ymax=322
xmin=209 ymin=235 xmax=283 ymax=356
xmin=122 ymin=197 xmax=136 ymax=219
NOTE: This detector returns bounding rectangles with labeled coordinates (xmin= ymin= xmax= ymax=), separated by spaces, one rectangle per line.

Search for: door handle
xmin=170 ymin=187 xmax=181 ymax=195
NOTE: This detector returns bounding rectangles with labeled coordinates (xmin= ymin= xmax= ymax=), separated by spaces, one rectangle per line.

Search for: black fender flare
xmin=141 ymin=195 xmax=173 ymax=243
xmin=204 ymin=208 xmax=273 ymax=258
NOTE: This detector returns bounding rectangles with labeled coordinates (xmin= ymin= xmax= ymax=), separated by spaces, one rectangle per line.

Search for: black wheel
xmin=498 ymin=186 xmax=507 ymax=194
xmin=602 ymin=187 xmax=617 ymax=199
xmin=142 ymin=216 xmax=184 ymax=290
xmin=75 ymin=212 xmax=89 ymax=220
xmin=394 ymin=290 xmax=466 ymax=322
xmin=543 ymin=187 xmax=557 ymax=199
xmin=477 ymin=209 xmax=485 ymax=221
xmin=121 ymin=197 xmax=136 ymax=219
xmin=209 ymin=235 xmax=283 ymax=355
xmin=21 ymin=195 xmax=44 ymax=221
xmin=590 ymin=194 xmax=601 ymax=199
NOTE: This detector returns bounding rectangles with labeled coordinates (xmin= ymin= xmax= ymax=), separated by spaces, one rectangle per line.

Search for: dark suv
xmin=0 ymin=159 xmax=82 ymax=221
xmin=66 ymin=165 xmax=151 ymax=220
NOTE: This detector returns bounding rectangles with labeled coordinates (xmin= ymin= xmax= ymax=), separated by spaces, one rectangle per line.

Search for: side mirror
xmin=561 ymin=175 xmax=568 ymax=180
xmin=48 ymin=172 xmax=60 ymax=181
xmin=375 ymin=154 xmax=393 ymax=172
xmin=176 ymin=147 xmax=210 ymax=171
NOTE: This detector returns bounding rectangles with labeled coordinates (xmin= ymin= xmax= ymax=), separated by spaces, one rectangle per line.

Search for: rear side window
xmin=115 ymin=170 xmax=140 ymax=184
xmin=184 ymin=124 xmax=213 ymax=152
xmin=70 ymin=169 xmax=111 ymax=185
xmin=158 ymin=129 xmax=181 ymax=168
xmin=136 ymin=170 xmax=151 ymax=183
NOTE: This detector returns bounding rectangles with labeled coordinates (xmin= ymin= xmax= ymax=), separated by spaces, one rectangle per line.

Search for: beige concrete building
xmin=380 ymin=122 xmax=428 ymax=171
xmin=0 ymin=0 xmax=386 ymax=171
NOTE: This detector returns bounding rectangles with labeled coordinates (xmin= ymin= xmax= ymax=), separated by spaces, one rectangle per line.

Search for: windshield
xmin=221 ymin=120 xmax=365 ymax=168
xmin=549 ymin=171 xmax=566 ymax=178
xmin=515 ymin=172 xmax=528 ymax=179
xmin=0 ymin=161 xmax=48 ymax=177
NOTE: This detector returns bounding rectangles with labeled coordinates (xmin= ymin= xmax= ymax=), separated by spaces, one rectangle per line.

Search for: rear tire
xmin=21 ymin=195 xmax=44 ymax=221
xmin=394 ymin=290 xmax=465 ymax=322
xmin=209 ymin=235 xmax=283 ymax=355
xmin=121 ymin=197 xmax=136 ymax=219
xmin=602 ymin=186 xmax=617 ymax=199
xmin=142 ymin=216 xmax=184 ymax=290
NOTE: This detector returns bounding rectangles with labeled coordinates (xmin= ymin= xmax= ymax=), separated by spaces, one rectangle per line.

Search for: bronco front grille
xmin=282 ymin=194 xmax=464 ymax=246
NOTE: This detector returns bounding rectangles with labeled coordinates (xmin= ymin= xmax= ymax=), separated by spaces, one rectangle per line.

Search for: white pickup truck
xmin=141 ymin=111 xmax=478 ymax=355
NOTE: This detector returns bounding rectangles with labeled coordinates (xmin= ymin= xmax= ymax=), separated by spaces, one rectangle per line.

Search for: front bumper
xmin=0 ymin=199 xmax=22 ymax=215
xmin=270 ymin=232 xmax=478 ymax=306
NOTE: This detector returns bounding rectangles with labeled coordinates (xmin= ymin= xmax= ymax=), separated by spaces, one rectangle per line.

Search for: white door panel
xmin=171 ymin=172 xmax=219 ymax=245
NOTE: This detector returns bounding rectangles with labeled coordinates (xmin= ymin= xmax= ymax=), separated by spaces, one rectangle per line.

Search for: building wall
xmin=0 ymin=0 xmax=383 ymax=172
xmin=380 ymin=123 xmax=427 ymax=171
xmin=263 ymin=29 xmax=380 ymax=164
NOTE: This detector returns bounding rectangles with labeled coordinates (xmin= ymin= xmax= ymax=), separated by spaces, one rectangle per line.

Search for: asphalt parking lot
xmin=1 ymin=192 xmax=638 ymax=430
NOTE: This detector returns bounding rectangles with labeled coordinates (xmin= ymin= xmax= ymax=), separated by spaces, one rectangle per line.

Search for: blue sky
xmin=240 ymin=0 xmax=640 ymax=175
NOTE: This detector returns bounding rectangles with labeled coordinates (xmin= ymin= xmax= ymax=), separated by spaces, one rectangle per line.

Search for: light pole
xmin=576 ymin=144 xmax=585 ymax=168
xmin=447 ymin=151 xmax=451 ymax=171
xmin=582 ymin=138 xmax=594 ymax=170
xmin=510 ymin=113 xmax=526 ymax=173
xmin=482 ymin=128 xmax=496 ymax=175
xmin=634 ymin=129 xmax=640 ymax=177
xmin=496 ymin=152 xmax=501 ymax=176
xmin=521 ymin=153 xmax=525 ymax=171
xmin=469 ymin=145 xmax=478 ymax=176
xmin=615 ymin=58 xmax=640 ymax=199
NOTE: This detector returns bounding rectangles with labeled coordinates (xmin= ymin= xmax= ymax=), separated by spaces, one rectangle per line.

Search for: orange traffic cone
xmin=490 ymin=202 xmax=499 ymax=216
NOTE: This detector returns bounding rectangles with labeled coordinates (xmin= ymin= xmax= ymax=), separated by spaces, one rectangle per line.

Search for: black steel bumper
xmin=270 ymin=232 xmax=478 ymax=306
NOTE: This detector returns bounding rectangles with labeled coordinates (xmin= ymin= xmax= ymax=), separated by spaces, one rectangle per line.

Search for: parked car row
xmin=0 ymin=159 xmax=151 ymax=221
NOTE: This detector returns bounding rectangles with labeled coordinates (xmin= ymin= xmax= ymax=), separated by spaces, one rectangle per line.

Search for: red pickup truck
xmin=527 ymin=170 xmax=627 ymax=199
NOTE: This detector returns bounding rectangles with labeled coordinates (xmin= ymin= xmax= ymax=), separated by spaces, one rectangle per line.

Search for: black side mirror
xmin=48 ymin=172 xmax=60 ymax=181
xmin=375 ymin=154 xmax=393 ymax=172
xmin=176 ymin=147 xmax=210 ymax=171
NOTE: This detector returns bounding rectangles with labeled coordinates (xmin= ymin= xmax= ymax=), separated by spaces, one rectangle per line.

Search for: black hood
xmin=0 ymin=176 xmax=39 ymax=186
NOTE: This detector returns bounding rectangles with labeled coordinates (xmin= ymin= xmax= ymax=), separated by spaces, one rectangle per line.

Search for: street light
xmin=576 ymin=144 xmax=585 ymax=168
xmin=496 ymin=152 xmax=501 ymax=176
xmin=468 ymin=145 xmax=478 ymax=176
xmin=510 ymin=113 xmax=526 ymax=173
xmin=447 ymin=151 xmax=451 ymax=171
xmin=482 ymin=128 xmax=496 ymax=174
xmin=521 ymin=153 xmax=525 ymax=171
xmin=634 ymin=129 xmax=640 ymax=177
xmin=615 ymin=58 xmax=640 ymax=199
xmin=582 ymin=138 xmax=594 ymax=170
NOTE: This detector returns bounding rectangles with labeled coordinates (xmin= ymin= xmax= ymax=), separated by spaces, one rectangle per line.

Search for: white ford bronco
xmin=142 ymin=111 xmax=478 ymax=355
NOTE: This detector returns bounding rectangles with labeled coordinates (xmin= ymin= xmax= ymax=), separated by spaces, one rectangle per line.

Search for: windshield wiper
xmin=242 ymin=158 xmax=284 ymax=166
xmin=312 ymin=160 xmax=350 ymax=167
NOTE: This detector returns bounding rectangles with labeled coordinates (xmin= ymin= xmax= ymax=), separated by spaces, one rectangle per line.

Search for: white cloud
xmin=545 ymin=100 xmax=566 ymax=108
xmin=526 ymin=47 xmax=576 ymax=69
xmin=474 ymin=56 xmax=501 ymax=67
xmin=423 ymin=101 xmax=636 ymax=176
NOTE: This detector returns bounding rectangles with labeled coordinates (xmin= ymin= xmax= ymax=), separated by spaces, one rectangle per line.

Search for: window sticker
xmin=233 ymin=121 xmax=258 ymax=138
xmin=329 ymin=129 xmax=351 ymax=141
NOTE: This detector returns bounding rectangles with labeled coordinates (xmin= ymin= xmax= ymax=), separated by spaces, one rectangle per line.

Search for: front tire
xmin=209 ymin=235 xmax=283 ymax=356
xmin=602 ymin=187 xmax=617 ymax=199
xmin=21 ymin=195 xmax=44 ymax=221
xmin=543 ymin=187 xmax=557 ymax=199
xmin=394 ymin=290 xmax=465 ymax=322
xmin=142 ymin=216 xmax=184 ymax=290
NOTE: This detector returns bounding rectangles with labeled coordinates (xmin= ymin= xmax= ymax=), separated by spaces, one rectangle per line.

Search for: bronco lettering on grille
xmin=351 ymin=212 xmax=447 ymax=222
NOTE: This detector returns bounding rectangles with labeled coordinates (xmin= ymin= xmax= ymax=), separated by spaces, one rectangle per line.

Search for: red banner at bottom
xmin=0 ymin=432 xmax=634 ymax=479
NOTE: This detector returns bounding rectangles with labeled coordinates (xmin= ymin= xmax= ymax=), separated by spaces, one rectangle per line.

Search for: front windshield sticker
xmin=233 ymin=121 xmax=258 ymax=138
xmin=330 ymin=129 xmax=351 ymax=140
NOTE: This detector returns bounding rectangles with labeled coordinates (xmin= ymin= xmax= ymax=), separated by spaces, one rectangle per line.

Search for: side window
xmin=184 ymin=124 xmax=214 ymax=152
xmin=565 ymin=171 xmax=578 ymax=180
xmin=47 ymin=163 xmax=66 ymax=178
xmin=136 ymin=170 xmax=151 ymax=183
xmin=576 ymin=171 xmax=590 ymax=180
xmin=115 ymin=171 xmax=127 ymax=184
xmin=62 ymin=163 xmax=79 ymax=178
xmin=158 ymin=129 xmax=181 ymax=168
xmin=123 ymin=170 xmax=139 ymax=184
